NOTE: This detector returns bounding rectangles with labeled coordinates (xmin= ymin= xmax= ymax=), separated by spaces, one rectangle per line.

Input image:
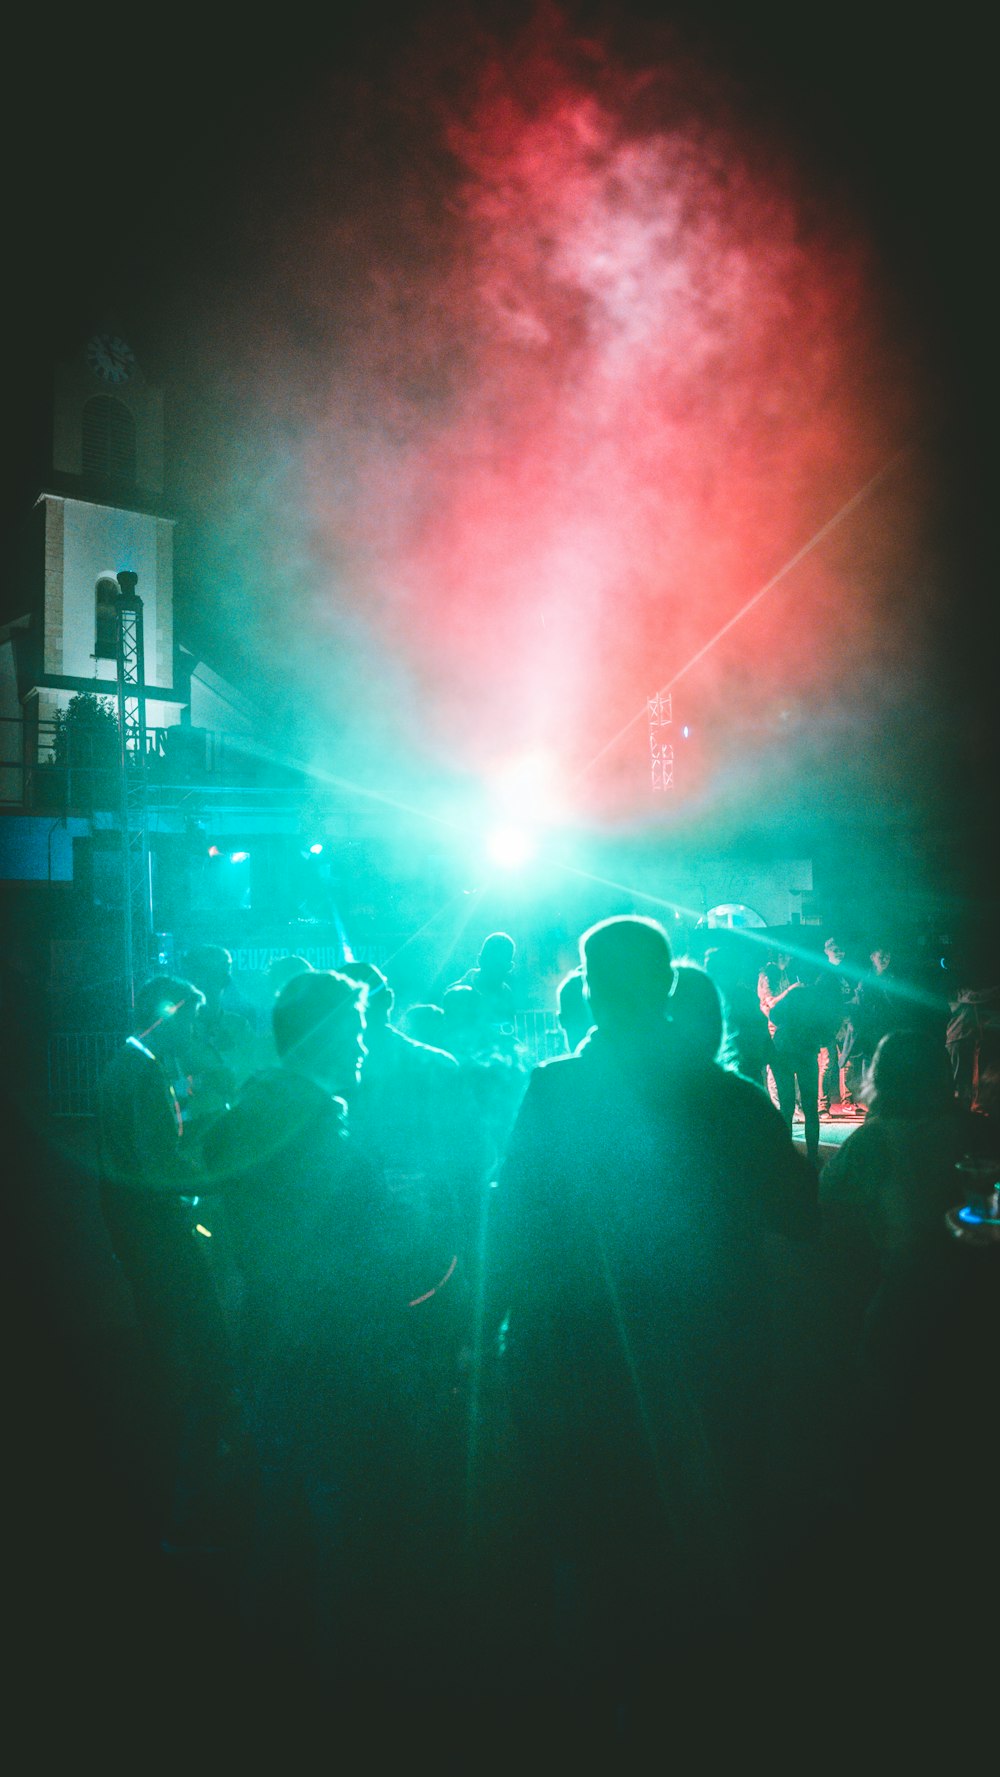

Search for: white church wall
xmin=57 ymin=499 xmax=174 ymax=688
xmin=188 ymin=665 xmax=257 ymax=735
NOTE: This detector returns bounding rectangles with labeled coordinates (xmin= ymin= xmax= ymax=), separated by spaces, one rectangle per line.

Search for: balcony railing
xmin=1 ymin=716 xmax=308 ymax=813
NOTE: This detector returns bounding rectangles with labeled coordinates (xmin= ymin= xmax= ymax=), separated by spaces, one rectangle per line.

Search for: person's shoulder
xmin=100 ymin=1035 xmax=163 ymax=1093
xmin=221 ymin=1064 xmax=339 ymax=1129
xmin=698 ymin=1064 xmax=771 ymax=1109
xmin=705 ymin=1065 xmax=795 ymax=1138
xmin=508 ymin=1048 xmax=585 ymax=1113
xmin=825 ymin=1114 xmax=883 ymax=1156
xmin=820 ymin=1114 xmax=888 ymax=1187
xmin=207 ymin=1068 xmax=346 ymax=1180
xmin=716 ymin=1064 xmax=768 ymax=1094
xmin=534 ymin=1047 xmax=589 ymax=1082
xmin=388 ymin=1025 xmax=459 ymax=1069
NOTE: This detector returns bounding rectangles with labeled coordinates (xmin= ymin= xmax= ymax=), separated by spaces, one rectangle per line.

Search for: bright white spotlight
xmin=229 ymin=850 xmax=250 ymax=864
xmin=492 ymin=750 xmax=558 ymax=822
xmin=308 ymin=842 xmax=324 ymax=855
xmin=486 ymin=825 xmax=536 ymax=869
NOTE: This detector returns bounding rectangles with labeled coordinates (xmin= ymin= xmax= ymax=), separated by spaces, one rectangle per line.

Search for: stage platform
xmin=810 ymin=1107 xmax=866 ymax=1151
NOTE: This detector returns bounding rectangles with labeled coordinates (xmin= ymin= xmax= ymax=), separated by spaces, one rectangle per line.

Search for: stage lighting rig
xmin=648 ymin=691 xmax=674 ymax=793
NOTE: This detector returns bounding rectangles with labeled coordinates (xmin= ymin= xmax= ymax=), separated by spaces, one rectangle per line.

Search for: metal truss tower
xmin=115 ymin=571 xmax=153 ymax=1011
xmin=648 ymin=690 xmax=674 ymax=792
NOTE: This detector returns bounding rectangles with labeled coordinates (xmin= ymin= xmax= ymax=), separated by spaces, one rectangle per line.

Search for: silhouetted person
xmin=767 ymin=975 xmax=829 ymax=1166
xmin=97 ymin=975 xmax=233 ymax=1549
xmin=265 ymin=951 xmax=315 ymax=995
xmin=340 ymin=959 xmax=475 ymax=1274
xmin=756 ymin=947 xmax=800 ymax=1104
xmin=343 ymin=962 xmax=456 ymax=1072
xmin=758 ymin=951 xmax=798 ymax=1030
xmin=441 ymin=980 xmax=530 ymax=1175
xmin=179 ymin=945 xmax=257 ymax=1134
xmin=440 ymin=983 xmax=480 ymax=1060
xmin=821 ymin=1029 xmax=989 ymax=1375
xmin=848 ymin=945 xmax=900 ymax=1099
xmin=555 ymin=966 xmax=592 ymax=1054
xmin=243 ymin=952 xmax=315 ymax=1076
xmin=204 ymin=969 xmax=462 ymax=1678
xmin=946 ymin=970 xmax=1000 ymax=1113
xmin=480 ymin=915 xmax=816 ymax=1708
xmin=451 ymin=931 xmax=517 ymax=1051
xmin=816 ymin=936 xmax=858 ymax=1110
xmin=341 ymin=963 xmax=464 ymax=1164
xmin=703 ymin=942 xmax=770 ymax=1084
xmin=820 ymin=1029 xmax=999 ymax=1526
xmin=670 ymin=960 xmax=731 ymax=1067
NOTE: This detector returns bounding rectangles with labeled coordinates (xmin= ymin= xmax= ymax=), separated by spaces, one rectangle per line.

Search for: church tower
xmin=6 ymin=327 xmax=186 ymax=752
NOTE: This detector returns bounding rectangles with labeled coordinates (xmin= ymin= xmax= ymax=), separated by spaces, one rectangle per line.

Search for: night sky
xmin=4 ymin=2 xmax=995 ymax=926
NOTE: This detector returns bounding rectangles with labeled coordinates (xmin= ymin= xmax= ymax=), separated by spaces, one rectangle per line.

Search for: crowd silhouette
xmin=6 ymin=915 xmax=999 ymax=1746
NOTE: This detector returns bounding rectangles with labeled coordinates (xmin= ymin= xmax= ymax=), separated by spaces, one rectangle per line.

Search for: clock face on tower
xmin=86 ymin=333 xmax=135 ymax=385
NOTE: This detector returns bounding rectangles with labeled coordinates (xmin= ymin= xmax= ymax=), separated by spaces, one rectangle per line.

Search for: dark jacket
xmin=203 ymin=1066 xmax=461 ymax=1458
xmin=769 ymin=981 xmax=835 ymax=1056
xmin=485 ymin=1024 xmax=817 ymax=1600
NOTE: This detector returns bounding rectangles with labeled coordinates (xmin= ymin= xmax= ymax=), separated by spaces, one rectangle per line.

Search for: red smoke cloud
xmin=195 ymin=6 xmax=926 ymax=824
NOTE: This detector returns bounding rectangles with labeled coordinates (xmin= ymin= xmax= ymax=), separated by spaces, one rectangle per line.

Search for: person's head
xmin=870 ymin=947 xmax=891 ymax=975
xmin=863 ymin=1028 xmax=955 ymax=1119
xmin=701 ymin=943 xmax=741 ymax=998
xmin=132 ymin=975 xmax=205 ymax=1058
xmin=823 ymin=937 xmax=845 ymax=966
xmin=340 ymin=961 xmax=393 ymax=1032
xmin=265 ymin=953 xmax=314 ymax=998
xmin=581 ymin=915 xmax=674 ymax=1033
xmin=777 ymin=951 xmax=792 ymax=972
xmin=669 ymin=963 xmax=726 ymax=1065
xmin=477 ymin=932 xmax=515 ymax=983
xmin=180 ymin=944 xmax=233 ymax=1011
xmin=272 ymin=969 xmax=367 ymax=1095
xmin=556 ymin=966 xmax=593 ymax=1053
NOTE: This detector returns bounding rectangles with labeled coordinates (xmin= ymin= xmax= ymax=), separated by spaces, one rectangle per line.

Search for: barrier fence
xmin=48 ymin=1032 xmax=124 ymax=1118
xmin=513 ymin=1010 xmax=566 ymax=1068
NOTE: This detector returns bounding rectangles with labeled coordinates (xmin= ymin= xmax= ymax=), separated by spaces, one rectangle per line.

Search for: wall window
xmin=82 ymin=396 xmax=136 ymax=484
xmin=94 ymin=573 xmax=119 ymax=660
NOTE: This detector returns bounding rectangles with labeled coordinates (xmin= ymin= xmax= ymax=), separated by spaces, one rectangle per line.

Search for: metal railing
xmin=514 ymin=1010 xmax=566 ymax=1068
xmin=2 ymin=715 xmax=312 ymax=812
xmin=47 ymin=1030 xmax=125 ymax=1117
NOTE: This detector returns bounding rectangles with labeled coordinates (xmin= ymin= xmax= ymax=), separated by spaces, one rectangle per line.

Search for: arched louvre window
xmin=94 ymin=573 xmax=119 ymax=660
xmin=82 ymin=396 xmax=136 ymax=483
